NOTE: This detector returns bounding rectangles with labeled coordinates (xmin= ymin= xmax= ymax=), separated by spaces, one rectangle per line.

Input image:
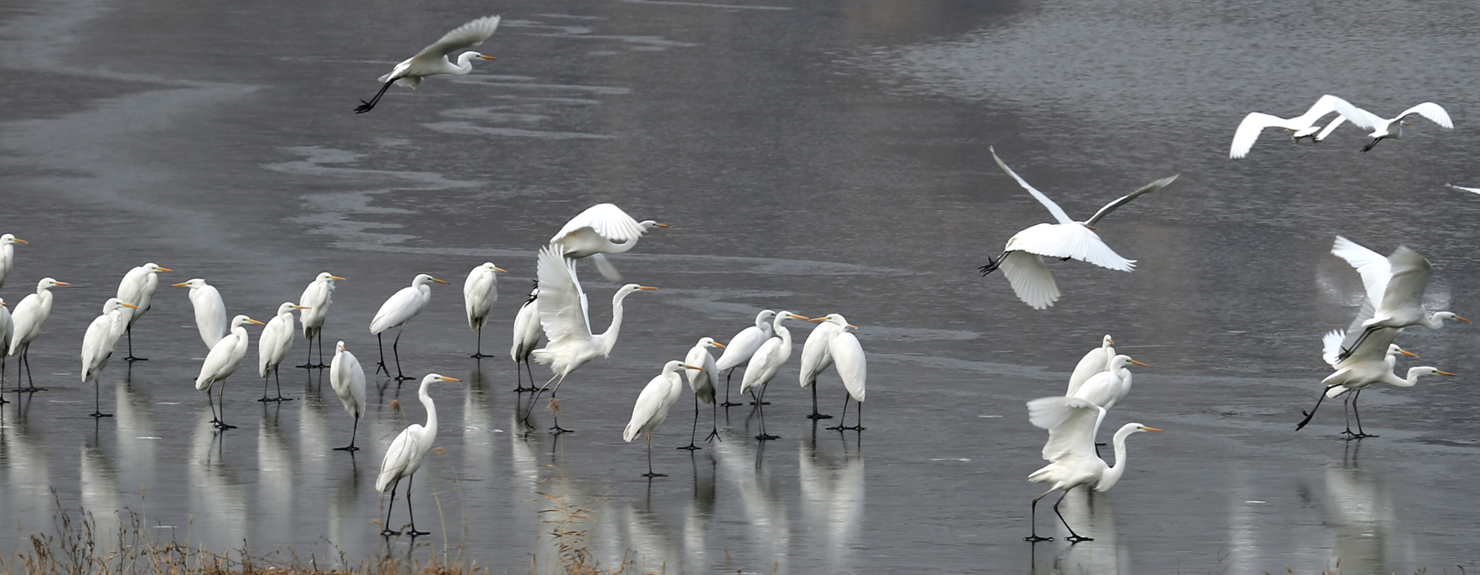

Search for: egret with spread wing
xmin=1229 ymin=94 xmax=1352 ymax=158
xmin=354 ymin=16 xmax=500 ymax=114
xmin=1330 ymin=236 xmax=1467 ymax=360
xmin=1025 ymin=396 xmax=1161 ymax=542
xmin=550 ymin=203 xmax=668 ymax=282
xmin=1328 ymin=99 xmax=1453 ymax=152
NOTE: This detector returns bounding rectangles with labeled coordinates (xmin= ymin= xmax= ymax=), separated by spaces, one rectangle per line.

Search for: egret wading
xmin=624 ymin=361 xmax=703 ymax=477
xmin=370 ymin=274 xmax=447 ymax=381
xmin=258 ymin=302 xmax=309 ymax=402
xmin=79 ymin=298 xmax=139 ymax=417
xmin=297 ymin=272 xmax=344 ymax=368
xmin=376 ymin=374 xmax=461 ymax=536
xmin=463 ymin=262 xmax=506 ymax=358
xmin=1025 ymin=396 xmax=1162 ymax=542
xmin=740 ymin=311 xmax=811 ymax=441
xmin=714 ymin=310 xmax=775 ymax=407
xmin=681 ymin=338 xmax=724 ymax=448
xmin=329 ymin=341 xmax=367 ymax=451
xmin=196 ymin=315 xmax=265 ymax=430
xmin=509 ymin=282 xmax=541 ymax=392
xmin=9 ymin=278 xmax=70 ymax=393
xmin=115 ymin=263 xmax=171 ymax=361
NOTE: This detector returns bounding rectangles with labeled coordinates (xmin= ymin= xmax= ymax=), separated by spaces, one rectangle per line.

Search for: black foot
xmin=380 ymin=529 xmax=398 ymax=537
xmin=1025 ymin=535 xmax=1053 ymax=542
xmin=277 ymin=396 xmax=295 ymax=402
xmin=333 ymin=445 xmax=360 ymax=452
xmin=749 ymin=401 xmax=771 ymax=406
xmin=807 ymin=412 xmax=834 ymax=420
xmin=677 ymin=444 xmax=701 ymax=451
xmin=979 ymin=256 xmax=1000 ymax=276
xmin=470 ymin=353 xmax=494 ymax=358
xmin=549 ymin=425 xmax=573 ymax=434
xmin=395 ymin=374 xmax=415 ymax=381
xmin=16 ymin=387 xmax=46 ymax=393
xmin=374 ymin=362 xmax=388 ymax=375
xmin=258 ymin=396 xmax=274 ymax=403
xmin=0 ymin=397 xmax=8 ymax=404
xmin=355 ymin=101 xmax=375 ymax=114
xmin=1341 ymin=431 xmax=1378 ymax=440
xmin=842 ymin=425 xmax=866 ymax=431
xmin=704 ymin=430 xmax=721 ymax=443
xmin=90 ymin=412 xmax=113 ymax=418
xmin=755 ymin=433 xmax=779 ymax=441
xmin=511 ymin=387 xmax=534 ymax=393
xmin=406 ymin=529 xmax=429 ymax=537
xmin=642 ymin=472 xmax=668 ymax=478
xmin=125 ymin=356 xmax=148 ymax=362
xmin=1066 ymin=535 xmax=1094 ymax=543
xmin=214 ymin=422 xmax=237 ymax=430
xmin=720 ymin=401 xmax=743 ymax=407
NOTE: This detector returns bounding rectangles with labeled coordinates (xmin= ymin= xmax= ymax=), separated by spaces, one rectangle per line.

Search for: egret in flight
xmin=297 ymin=272 xmax=344 ymax=368
xmin=681 ymin=337 xmax=724 ymax=448
xmin=1025 ymin=396 xmax=1162 ymax=542
xmin=354 ymin=16 xmax=500 ymax=114
xmin=1228 ymin=94 xmax=1352 ymax=158
xmin=463 ymin=262 xmax=506 ymax=358
xmin=509 ymin=282 xmax=541 ymax=392
xmin=196 ymin=315 xmax=265 ymax=430
xmin=0 ymin=234 xmax=26 ymax=290
xmin=377 ymin=374 xmax=461 ymax=536
xmin=715 ymin=310 xmax=775 ymax=406
xmin=329 ymin=342 xmax=367 ymax=451
xmin=980 ymin=148 xmax=1178 ymax=310
xmin=740 ymin=311 xmax=812 ymax=440
xmin=1329 ymin=98 xmax=1453 ymax=152
xmin=370 ymin=274 xmax=448 ymax=381
xmin=172 ymin=279 xmax=228 ymax=349
xmin=79 ymin=298 xmax=139 ymax=417
xmin=114 ymin=263 xmax=171 ymax=361
xmin=550 ymin=203 xmax=669 ymax=282
xmin=624 ymin=360 xmax=704 ymax=477
xmin=1329 ymin=236 xmax=1467 ymax=360
xmin=258 ymin=302 xmax=309 ymax=402
xmin=9 ymin=278 xmax=70 ymax=392
xmin=1297 ymin=300 xmax=1441 ymax=438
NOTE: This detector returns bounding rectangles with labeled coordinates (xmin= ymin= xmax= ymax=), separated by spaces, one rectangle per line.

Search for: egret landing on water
xmin=1025 ymin=396 xmax=1161 ymax=543
xmin=377 ymin=374 xmax=461 ymax=536
xmin=354 ymin=16 xmax=501 ymax=114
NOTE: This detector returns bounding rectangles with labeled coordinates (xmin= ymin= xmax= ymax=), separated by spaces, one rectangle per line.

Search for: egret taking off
xmin=370 ymin=274 xmax=448 ymax=381
xmin=550 ymin=203 xmax=669 ymax=282
xmin=329 ymin=341 xmax=367 ymax=451
xmin=526 ymin=244 xmax=658 ymax=433
xmin=740 ymin=311 xmax=812 ymax=441
xmin=355 ymin=16 xmax=500 ymax=114
xmin=1066 ymin=335 xmax=1115 ymax=397
xmin=714 ymin=310 xmax=775 ymax=406
xmin=172 ymin=279 xmax=229 ymax=349
xmin=196 ymin=315 xmax=265 ymax=430
xmin=0 ymin=234 xmax=26 ymax=290
xmin=258 ymin=302 xmax=309 ymax=402
xmin=114 ymin=262 xmax=171 ymax=361
xmin=9 ymin=278 xmax=70 ymax=393
xmin=80 ymin=298 xmax=139 ymax=417
xmin=1329 ymin=98 xmax=1453 ymax=152
xmin=1025 ymin=396 xmax=1162 ymax=542
xmin=1330 ymin=236 xmax=1467 ymax=360
xmin=799 ymin=314 xmax=856 ymax=420
xmin=377 ymin=373 xmax=461 ymax=536
xmin=1297 ymin=303 xmax=1445 ymax=438
xmin=297 ymin=272 xmax=345 ymax=368
xmin=681 ymin=338 xmax=724 ymax=449
xmin=463 ymin=262 xmax=506 ymax=358
xmin=624 ymin=361 xmax=704 ymax=477
xmin=980 ymin=148 xmax=1179 ymax=309
xmin=509 ymin=282 xmax=541 ymax=392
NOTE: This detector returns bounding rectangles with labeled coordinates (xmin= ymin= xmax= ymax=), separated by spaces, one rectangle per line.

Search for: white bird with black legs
xmin=0 ymin=234 xmax=26 ymax=290
xmin=297 ymin=272 xmax=345 ymax=368
xmin=329 ymin=341 xmax=367 ymax=452
xmin=740 ymin=311 xmax=812 ymax=441
xmin=1229 ymin=94 xmax=1352 ymax=158
xmin=1025 ymin=396 xmax=1162 ymax=542
xmin=195 ymin=315 xmax=265 ymax=430
xmin=715 ymin=310 xmax=775 ymax=407
xmin=1330 ymin=236 xmax=1468 ymax=361
xmin=526 ymin=244 xmax=658 ymax=433
xmin=799 ymin=314 xmax=856 ymax=420
xmin=9 ymin=277 xmax=70 ymax=393
xmin=624 ymin=360 xmax=704 ymax=477
xmin=1329 ymin=98 xmax=1453 ymax=152
xmin=172 ymin=279 xmax=229 ymax=349
xmin=681 ymin=338 xmax=725 ymax=449
xmin=1297 ymin=300 xmax=1439 ymax=437
xmin=114 ymin=262 xmax=171 ymax=362
xmin=463 ymin=262 xmax=506 ymax=358
xmin=376 ymin=373 xmax=461 ymax=536
xmin=1066 ymin=335 xmax=1115 ymax=397
xmin=550 ymin=203 xmax=669 ymax=282
xmin=370 ymin=273 xmax=448 ymax=381
xmin=354 ymin=16 xmax=500 ymax=113
xmin=823 ymin=326 xmax=867 ymax=432
xmin=0 ymin=300 xmax=10 ymax=405
xmin=509 ymin=283 xmax=541 ymax=392
xmin=980 ymin=148 xmax=1179 ymax=310
xmin=257 ymin=302 xmax=309 ymax=403
xmin=79 ymin=298 xmax=139 ymax=418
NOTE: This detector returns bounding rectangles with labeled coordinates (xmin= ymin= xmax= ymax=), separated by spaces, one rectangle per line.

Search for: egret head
xmin=336 ymin=341 xmax=348 ymax=353
xmin=1413 ymin=367 xmax=1456 ymax=378
xmin=1434 ymin=311 xmax=1470 ymax=323
xmin=698 ymin=337 xmax=725 ymax=349
xmin=755 ymin=310 xmax=777 ymax=325
xmin=809 ymin=313 xmax=857 ymax=329
xmin=639 ymin=220 xmax=670 ymax=231
xmin=422 ymin=373 xmax=462 ymax=385
xmin=104 ymin=298 xmax=139 ymax=313
xmin=413 ymin=273 xmax=449 ymax=287
xmin=1129 ymin=424 xmax=1163 ymax=434
xmin=618 ymin=284 xmax=659 ymax=296
xmin=231 ymin=315 xmax=265 ymax=328
xmin=38 ymin=277 xmax=69 ymax=291
xmin=171 ymin=278 xmax=207 ymax=289
xmin=0 ymin=234 xmax=25 ymax=245
xmin=142 ymin=263 xmax=172 ymax=273
xmin=775 ymin=311 xmax=811 ymax=324
xmin=316 ymin=272 xmax=346 ymax=283
xmin=278 ymin=302 xmax=309 ymax=315
xmin=1387 ymin=344 xmax=1418 ymax=358
xmin=1103 ymin=334 xmax=1115 ymax=347
xmin=479 ymin=262 xmax=508 ymax=274
xmin=466 ymin=52 xmax=497 ymax=61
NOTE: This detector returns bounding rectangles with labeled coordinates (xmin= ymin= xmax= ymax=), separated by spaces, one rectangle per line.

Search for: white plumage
xmin=550 ymin=203 xmax=669 ymax=282
xmin=463 ymin=262 xmax=505 ymax=357
xmin=172 ymin=278 xmax=228 ymax=349
xmin=376 ymin=374 xmax=459 ymax=536
xmin=1065 ymin=335 xmax=1114 ymax=397
xmin=1329 ymin=236 xmax=1467 ymax=361
xmin=114 ymin=262 xmax=171 ymax=360
xmin=9 ymin=277 xmax=68 ymax=392
xmin=329 ymin=341 xmax=367 ymax=451
xmin=623 ymin=360 xmax=700 ymax=476
xmin=740 ymin=311 xmax=810 ymax=440
xmin=79 ymin=298 xmax=138 ymax=417
xmin=370 ymin=273 xmax=447 ymax=380
xmin=0 ymin=234 xmax=26 ymax=290
xmin=1328 ymin=99 xmax=1453 ymax=152
xmin=510 ymin=285 xmax=541 ymax=391
xmin=1024 ymin=396 xmax=1161 ymax=542
xmin=1228 ymin=94 xmax=1351 ymax=158
xmin=354 ymin=16 xmax=501 ymax=113
xmin=297 ymin=272 xmax=344 ymax=367
xmin=195 ymin=315 xmax=264 ymax=429
xmin=257 ymin=302 xmax=307 ymax=401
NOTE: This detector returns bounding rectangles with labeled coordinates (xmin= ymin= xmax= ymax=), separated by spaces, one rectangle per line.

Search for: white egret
xmin=740 ymin=311 xmax=812 ymax=441
xmin=715 ymin=310 xmax=776 ymax=406
xmin=800 ymin=314 xmax=858 ymax=420
xmin=196 ymin=315 xmax=265 ymax=430
xmin=376 ymin=373 xmax=461 ymax=536
xmin=0 ymin=300 xmax=9 ymax=404
xmin=1330 ymin=236 xmax=1467 ymax=360
xmin=257 ymin=302 xmax=309 ymax=402
xmin=463 ymin=262 xmax=506 ymax=358
xmin=1328 ymin=98 xmax=1453 ymax=152
xmin=1297 ymin=305 xmax=1435 ymax=437
xmin=114 ymin=263 xmax=172 ymax=361
xmin=823 ymin=328 xmax=868 ymax=432
xmin=1445 ymin=183 xmax=1480 ymax=195
xmin=550 ymin=203 xmax=669 ymax=282
xmin=624 ymin=360 xmax=704 ymax=477
xmin=80 ymin=298 xmax=139 ymax=417
xmin=329 ymin=341 xmax=367 ymax=451
xmin=297 ymin=272 xmax=345 ymax=368
xmin=1228 ymin=94 xmax=1351 ymax=158
xmin=171 ymin=279 xmax=229 ymax=349
xmin=980 ymin=148 xmax=1179 ymax=310
xmin=681 ymin=338 xmax=725 ymax=449
xmin=354 ymin=15 xmax=500 ymax=114
xmin=526 ymin=244 xmax=658 ymax=433
xmin=1025 ymin=396 xmax=1162 ymax=542
xmin=0 ymin=234 xmax=26 ymax=290
xmin=509 ymin=283 xmax=541 ymax=392
xmin=1322 ymin=366 xmax=1454 ymax=438
xmin=1065 ymin=335 xmax=1115 ymax=397
xmin=370 ymin=273 xmax=448 ymax=381
xmin=8 ymin=278 xmax=70 ymax=392
xmin=1071 ymin=355 xmax=1148 ymax=413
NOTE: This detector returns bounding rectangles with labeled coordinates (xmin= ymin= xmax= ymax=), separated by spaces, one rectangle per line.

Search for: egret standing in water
xmin=463 ymin=262 xmax=506 ymax=358
xmin=799 ymin=314 xmax=856 ymax=420
xmin=9 ymin=278 xmax=69 ymax=392
xmin=258 ymin=302 xmax=309 ymax=402
xmin=354 ymin=16 xmax=500 ymax=114
xmin=196 ymin=315 xmax=264 ymax=430
xmin=0 ymin=234 xmax=27 ymax=290
xmin=509 ymin=283 xmax=541 ymax=392
xmin=370 ymin=274 xmax=447 ymax=381
xmin=823 ymin=327 xmax=868 ymax=432
xmin=80 ymin=298 xmax=139 ymax=417
xmin=1025 ymin=396 xmax=1162 ymax=542
xmin=297 ymin=272 xmax=344 ymax=368
xmin=714 ymin=310 xmax=775 ymax=406
xmin=681 ymin=338 xmax=724 ymax=448
xmin=377 ymin=373 xmax=461 ymax=536
xmin=550 ymin=203 xmax=669 ymax=282
xmin=740 ymin=311 xmax=811 ymax=441
xmin=329 ymin=341 xmax=367 ymax=451
xmin=172 ymin=279 xmax=228 ymax=349
xmin=114 ymin=263 xmax=171 ymax=361
xmin=624 ymin=361 xmax=703 ymax=477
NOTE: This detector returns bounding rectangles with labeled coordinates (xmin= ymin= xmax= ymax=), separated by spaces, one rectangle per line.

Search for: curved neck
xmin=419 ymin=379 xmax=438 ymax=437
xmin=600 ymin=289 xmax=634 ymax=354
xmin=1418 ymin=314 xmax=1443 ymax=329
xmin=1386 ymin=369 xmax=1421 ymax=388
xmin=453 ymin=52 xmax=479 ymax=74
xmin=1097 ymin=427 xmax=1133 ymax=491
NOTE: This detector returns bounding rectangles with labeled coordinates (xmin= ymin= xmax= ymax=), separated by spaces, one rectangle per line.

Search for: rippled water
xmin=3 ymin=0 xmax=1480 ymax=573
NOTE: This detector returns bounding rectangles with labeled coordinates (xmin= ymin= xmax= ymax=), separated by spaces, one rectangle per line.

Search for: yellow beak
xmin=1143 ymin=427 xmax=1164 ymax=433
xmin=1129 ymin=359 xmax=1150 ymax=368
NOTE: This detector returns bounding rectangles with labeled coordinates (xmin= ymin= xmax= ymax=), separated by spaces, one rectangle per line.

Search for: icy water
xmin=3 ymin=0 xmax=1480 ymax=572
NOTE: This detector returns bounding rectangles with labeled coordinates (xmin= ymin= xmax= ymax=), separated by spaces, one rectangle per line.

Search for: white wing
xmin=1329 ymin=98 xmax=1386 ymax=131
xmin=1007 ymin=222 xmax=1134 ymax=272
xmin=331 ymin=349 xmax=367 ymax=419
xmin=1321 ymin=329 xmax=1345 ymax=368
xmin=684 ymin=344 xmax=718 ymax=403
xmin=741 ymin=338 xmax=780 ymax=394
xmin=1228 ymin=95 xmax=1345 ymax=158
xmin=257 ymin=315 xmax=291 ymax=377
xmin=551 ymin=203 xmax=646 ymax=244
xmin=829 ymin=332 xmax=866 ymax=402
xmin=376 ymin=424 xmax=425 ymax=493
xmin=80 ymin=314 xmax=112 ymax=381
xmin=1027 ymin=396 xmax=1103 ymax=462
xmin=464 ymin=266 xmax=497 ymax=329
xmin=411 ymin=15 xmax=501 ymax=60
xmin=1083 ymin=175 xmax=1178 ymax=226
xmin=590 ymin=253 xmax=623 ymax=282
xmin=990 ymin=147 xmax=1074 ymax=225
xmin=536 ymin=244 xmax=593 ymax=345
xmin=1379 ymin=246 xmax=1433 ymax=314
xmin=1331 ymin=235 xmax=1390 ymax=308
xmin=193 ymin=286 xmax=229 ymax=348
xmin=370 ymin=286 xmax=423 ymax=334
xmin=998 ymin=250 xmax=1060 ymax=310
xmin=623 ymin=374 xmax=673 ymax=442
xmin=798 ymin=322 xmax=840 ymax=388
xmin=1446 ymin=183 xmax=1480 ymax=195
xmin=715 ymin=325 xmax=767 ymax=370
xmin=1065 ymin=346 xmax=1111 ymax=397
xmin=1314 ymin=115 xmax=1348 ymax=141
xmin=1395 ymin=102 xmax=1453 ymax=129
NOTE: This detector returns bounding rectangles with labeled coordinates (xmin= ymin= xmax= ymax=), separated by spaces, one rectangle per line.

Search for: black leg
xmin=720 ymin=368 xmax=742 ymax=407
xmin=642 ymin=433 xmax=666 ymax=477
xmin=705 ymin=398 xmax=721 ymax=443
xmin=258 ymin=376 xmax=272 ymax=402
xmin=19 ymin=351 xmax=45 ymax=393
xmin=89 ymin=377 xmax=112 ymax=418
xmin=754 ymin=387 xmax=778 ymax=441
xmin=979 ymin=251 xmax=1010 ymax=276
xmin=355 ymin=79 xmax=396 ymax=114
xmin=275 ymin=368 xmax=291 ymax=401
xmin=827 ymin=394 xmax=850 ymax=431
xmin=375 ymin=333 xmax=388 ymax=376
xmin=297 ymin=335 xmax=313 ymax=369
xmin=124 ymin=327 xmax=146 ymax=361
xmin=380 ymin=478 xmax=400 ymax=536
xmin=216 ymin=384 xmax=236 ymax=430
xmin=1361 ymin=137 xmax=1383 ymax=153
xmin=392 ymin=330 xmax=412 ymax=381
xmin=0 ymin=357 xmax=8 ymax=404
xmin=1351 ymin=390 xmax=1377 ymax=439
xmin=1026 ymin=490 xmax=1054 ymax=542
xmin=471 ymin=327 xmax=492 ymax=358
xmin=1295 ymin=385 xmax=1338 ymax=431
xmin=679 ymin=393 xmax=701 ymax=450
xmin=1055 ymin=491 xmax=1092 ymax=542
xmin=548 ymin=388 xmax=571 ymax=435
xmin=405 ymin=474 xmax=429 ymax=536
xmin=1336 ymin=326 xmax=1379 ymax=362
xmin=807 ymin=383 xmax=833 ymax=420
xmin=317 ymin=335 xmax=327 ymax=368
xmin=206 ymin=382 xmax=221 ymax=427
xmin=845 ymin=400 xmax=865 ymax=431
xmin=335 ymin=417 xmax=361 ymax=451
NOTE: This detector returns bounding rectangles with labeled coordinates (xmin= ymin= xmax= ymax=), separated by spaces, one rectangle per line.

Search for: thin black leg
xmin=1351 ymin=390 xmax=1377 ymax=438
xmin=20 ymin=351 xmax=45 ymax=393
xmin=216 ymin=384 xmax=236 ymax=430
xmin=1336 ymin=326 xmax=1379 ymax=361
xmin=206 ymin=383 xmax=222 ymax=427
xmin=471 ymin=327 xmax=492 ymax=358
xmin=89 ymin=377 xmax=111 ymax=418
xmin=392 ymin=330 xmax=412 ymax=381
xmin=355 ymin=79 xmax=396 ymax=114
xmin=807 ymin=383 xmax=833 ymax=420
xmin=827 ymin=395 xmax=850 ymax=431
xmin=259 ymin=376 xmax=272 ymax=402
xmin=335 ymin=417 xmax=361 ymax=451
xmin=375 ymin=333 xmax=388 ymax=376
xmin=124 ymin=327 xmax=146 ymax=361
xmin=704 ymin=398 xmax=721 ymax=443
xmin=679 ymin=393 xmax=701 ymax=450
xmin=405 ymin=474 xmax=428 ymax=536
xmin=0 ymin=357 xmax=8 ymax=404
xmin=380 ymin=478 xmax=400 ymax=536
xmin=297 ymin=335 xmax=313 ymax=369
xmin=1295 ymin=385 xmax=1338 ymax=431
xmin=1361 ymin=137 xmax=1384 ymax=153
xmin=754 ymin=387 xmax=778 ymax=441
xmin=642 ymin=433 xmax=666 ymax=477
xmin=1026 ymin=490 xmax=1054 ymax=542
xmin=1055 ymin=491 xmax=1092 ymax=542
xmin=275 ymin=368 xmax=291 ymax=401
xmin=720 ymin=368 xmax=742 ymax=407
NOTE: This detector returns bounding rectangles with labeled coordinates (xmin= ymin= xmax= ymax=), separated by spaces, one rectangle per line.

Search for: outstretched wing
xmin=1329 ymin=98 xmax=1386 ymax=131
xmin=1084 ymin=174 xmax=1179 ymax=226
xmin=1331 ymin=235 xmax=1390 ymax=309
xmin=1446 ymin=183 xmax=1480 ymax=195
xmin=1229 ymin=95 xmax=1345 ymax=158
xmin=1321 ymin=329 xmax=1345 ymax=368
xmin=1396 ymin=102 xmax=1453 ymax=129
xmin=1314 ymin=115 xmax=1348 ymax=141
xmin=1381 ymin=246 xmax=1433 ymax=313
xmin=1007 ymin=223 xmax=1134 ymax=272
xmin=1027 ymin=396 xmax=1103 ymax=462
xmin=536 ymin=244 xmax=593 ymax=345
xmin=412 ymin=15 xmax=501 ymax=59
xmin=990 ymin=147 xmax=1074 ymax=225
xmin=999 ymin=250 xmax=1060 ymax=310
xmin=552 ymin=203 xmax=646 ymax=244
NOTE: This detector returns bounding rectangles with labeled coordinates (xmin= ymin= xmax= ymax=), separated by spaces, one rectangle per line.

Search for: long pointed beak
xmin=1143 ymin=427 xmax=1164 ymax=433
xmin=12 ymin=239 xmax=26 ymax=244
xmin=331 ymin=276 xmax=347 ymax=281
xmin=494 ymin=267 xmax=508 ymax=273
xmin=1399 ymin=349 xmax=1419 ymax=358
xmin=120 ymin=302 xmax=139 ymax=309
xmin=431 ymin=278 xmax=449 ymax=284
xmin=654 ymin=223 xmax=670 ymax=228
xmin=53 ymin=282 xmax=70 ymax=286
xmin=847 ymin=324 xmax=858 ymax=329
xmin=157 ymin=267 xmax=174 ymax=272
xmin=809 ymin=317 xmax=827 ymax=322
xmin=681 ymin=364 xmax=702 ymax=370
xmin=1437 ymin=370 xmax=1457 ymax=377
xmin=248 ymin=319 xmax=266 ymax=325
xmin=292 ymin=305 xmax=310 ymax=310
xmin=441 ymin=376 xmax=463 ymax=382
xmin=1455 ymin=315 xmax=1471 ymax=323
xmin=1129 ymin=360 xmax=1150 ymax=367
xmin=710 ymin=342 xmax=726 ymax=348
xmin=638 ymin=286 xmax=659 ymax=290
xmin=1108 ymin=338 xmax=1115 ymax=345
xmin=478 ymin=55 xmax=497 ymax=60
xmin=170 ymin=282 xmax=189 ymax=287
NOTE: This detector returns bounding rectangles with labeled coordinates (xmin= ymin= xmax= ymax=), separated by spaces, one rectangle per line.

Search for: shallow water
xmin=3 ymin=0 xmax=1480 ymax=573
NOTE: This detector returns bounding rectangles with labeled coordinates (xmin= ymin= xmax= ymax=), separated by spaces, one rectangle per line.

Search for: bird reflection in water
xmin=798 ymin=427 xmax=865 ymax=572
xmin=1322 ymin=442 xmax=1398 ymax=574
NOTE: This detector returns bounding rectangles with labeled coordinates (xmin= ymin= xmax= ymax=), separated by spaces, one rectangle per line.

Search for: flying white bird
xmin=463 ymin=262 xmax=506 ymax=358
xmin=740 ymin=311 xmax=812 ymax=441
xmin=550 ymin=203 xmax=669 ymax=282
xmin=258 ymin=302 xmax=309 ymax=402
xmin=1229 ymin=94 xmax=1354 ymax=158
xmin=376 ymin=373 xmax=461 ymax=536
xmin=329 ymin=341 xmax=367 ymax=452
xmin=370 ymin=273 xmax=448 ymax=381
xmin=681 ymin=337 xmax=725 ymax=449
xmin=1445 ymin=183 xmax=1480 ymax=196
xmin=196 ymin=315 xmax=265 ymax=430
xmin=1297 ymin=300 xmax=1443 ymax=437
xmin=1329 ymin=236 xmax=1467 ymax=360
xmin=624 ymin=360 xmax=704 ymax=477
xmin=172 ymin=279 xmax=229 ymax=349
xmin=354 ymin=16 xmax=500 ymax=114
xmin=297 ymin=272 xmax=345 ymax=368
xmin=79 ymin=298 xmax=139 ymax=418
xmin=1065 ymin=335 xmax=1115 ymax=397
xmin=0 ymin=234 xmax=26 ymax=290
xmin=9 ymin=277 xmax=70 ymax=392
xmin=510 ymin=283 xmax=541 ymax=392
xmin=525 ymin=244 xmax=657 ymax=433
xmin=1025 ymin=396 xmax=1162 ymax=542
xmin=715 ymin=310 xmax=776 ymax=406
xmin=980 ymin=148 xmax=1179 ymax=309
xmin=1328 ymin=99 xmax=1453 ymax=152
xmin=114 ymin=262 xmax=172 ymax=361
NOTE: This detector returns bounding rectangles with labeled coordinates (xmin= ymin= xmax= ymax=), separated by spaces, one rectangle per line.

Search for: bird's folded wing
xmin=1331 ymin=235 xmax=1390 ymax=308
xmin=376 ymin=426 xmax=421 ymax=492
xmin=536 ymin=244 xmax=592 ymax=344
xmin=414 ymin=15 xmax=501 ymax=59
xmin=554 ymin=203 xmax=645 ymax=243
xmin=999 ymin=251 xmax=1060 ymax=310
xmin=828 ymin=332 xmax=867 ymax=402
xmin=1084 ymin=174 xmax=1178 ymax=226
xmin=1398 ymin=102 xmax=1453 ymax=129
xmin=1027 ymin=396 xmax=1102 ymax=461
xmin=1381 ymin=246 xmax=1433 ymax=312
xmin=990 ymin=147 xmax=1075 ymax=225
